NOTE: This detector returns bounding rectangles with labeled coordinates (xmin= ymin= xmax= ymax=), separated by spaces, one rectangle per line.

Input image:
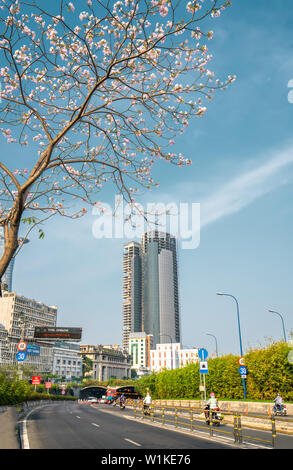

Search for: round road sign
xmin=17 ymin=341 xmax=27 ymax=351
xmin=238 ymin=357 xmax=245 ymax=366
xmin=16 ymin=351 xmax=27 ymax=362
xmin=198 ymin=348 xmax=208 ymax=360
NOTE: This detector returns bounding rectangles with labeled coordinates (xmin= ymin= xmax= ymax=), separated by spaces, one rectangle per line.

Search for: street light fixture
xmin=216 ymin=292 xmax=246 ymax=399
xmin=268 ymin=309 xmax=287 ymax=342
xmin=206 ymin=333 xmax=218 ymax=357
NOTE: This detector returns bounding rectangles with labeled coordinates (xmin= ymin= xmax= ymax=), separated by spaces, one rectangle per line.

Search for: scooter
xmin=119 ymin=401 xmax=126 ymax=410
xmin=273 ymin=403 xmax=287 ymax=416
xmin=204 ymin=403 xmax=223 ymax=426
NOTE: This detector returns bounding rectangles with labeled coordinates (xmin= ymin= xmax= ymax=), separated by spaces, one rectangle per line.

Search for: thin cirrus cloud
xmin=199 ymin=145 xmax=293 ymax=229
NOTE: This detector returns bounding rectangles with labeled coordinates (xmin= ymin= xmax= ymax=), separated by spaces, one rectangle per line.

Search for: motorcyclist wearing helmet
xmin=206 ymin=392 xmax=219 ymax=421
xmin=274 ymin=392 xmax=284 ymax=412
xmin=208 ymin=392 xmax=219 ymax=410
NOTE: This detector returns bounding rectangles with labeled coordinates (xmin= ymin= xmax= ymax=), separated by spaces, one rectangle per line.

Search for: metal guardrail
xmin=130 ymin=402 xmax=292 ymax=448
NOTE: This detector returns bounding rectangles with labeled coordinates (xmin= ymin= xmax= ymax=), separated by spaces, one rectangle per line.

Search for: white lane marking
xmin=21 ymin=404 xmax=50 ymax=449
xmin=124 ymin=438 xmax=141 ymax=447
xmin=76 ymin=416 xmax=81 ymax=419
xmin=91 ymin=423 xmax=100 ymax=428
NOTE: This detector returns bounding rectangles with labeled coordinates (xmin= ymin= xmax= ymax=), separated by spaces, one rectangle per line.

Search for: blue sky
xmin=6 ymin=0 xmax=293 ymax=356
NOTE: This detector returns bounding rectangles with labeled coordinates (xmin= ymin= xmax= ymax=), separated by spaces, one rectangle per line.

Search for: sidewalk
xmin=0 ymin=406 xmax=19 ymax=449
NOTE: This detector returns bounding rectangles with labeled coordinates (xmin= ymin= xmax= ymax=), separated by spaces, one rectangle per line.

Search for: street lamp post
xmin=216 ymin=292 xmax=246 ymax=399
xmin=206 ymin=333 xmax=218 ymax=357
xmin=268 ymin=309 xmax=287 ymax=342
xmin=159 ymin=334 xmax=173 ymax=370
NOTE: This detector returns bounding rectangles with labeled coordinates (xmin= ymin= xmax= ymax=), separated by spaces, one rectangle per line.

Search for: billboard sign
xmin=33 ymin=327 xmax=82 ymax=341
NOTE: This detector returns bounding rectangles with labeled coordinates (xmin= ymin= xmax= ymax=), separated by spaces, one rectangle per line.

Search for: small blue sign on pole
xmin=198 ymin=348 xmax=208 ymax=360
xmin=239 ymin=366 xmax=247 ymax=375
xmin=16 ymin=351 xmax=27 ymax=362
xmin=199 ymin=361 xmax=208 ymax=373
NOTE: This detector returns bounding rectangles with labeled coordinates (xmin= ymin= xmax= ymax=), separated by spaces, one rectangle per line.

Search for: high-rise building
xmin=142 ymin=231 xmax=181 ymax=347
xmin=122 ymin=242 xmax=142 ymax=351
xmin=122 ymin=231 xmax=181 ymax=351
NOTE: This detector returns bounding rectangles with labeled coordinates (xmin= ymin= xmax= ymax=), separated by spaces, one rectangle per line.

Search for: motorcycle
xmin=143 ymin=404 xmax=151 ymax=416
xmin=204 ymin=403 xmax=223 ymax=426
xmin=119 ymin=400 xmax=126 ymax=410
xmin=273 ymin=403 xmax=287 ymax=416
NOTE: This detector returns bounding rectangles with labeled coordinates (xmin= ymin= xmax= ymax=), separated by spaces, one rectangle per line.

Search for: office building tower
xmin=122 ymin=242 xmax=142 ymax=351
xmin=122 ymin=231 xmax=181 ymax=351
xmin=142 ymin=231 xmax=181 ymax=347
xmin=0 ymin=227 xmax=29 ymax=291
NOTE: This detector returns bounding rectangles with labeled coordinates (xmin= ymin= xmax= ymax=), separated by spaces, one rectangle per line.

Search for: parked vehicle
xmin=272 ymin=404 xmax=287 ymax=416
xmin=100 ymin=396 xmax=107 ymax=404
xmin=204 ymin=403 xmax=223 ymax=426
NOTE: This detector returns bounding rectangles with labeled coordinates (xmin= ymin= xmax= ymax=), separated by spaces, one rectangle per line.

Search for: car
xmin=100 ymin=396 xmax=106 ymax=404
xmin=87 ymin=396 xmax=98 ymax=403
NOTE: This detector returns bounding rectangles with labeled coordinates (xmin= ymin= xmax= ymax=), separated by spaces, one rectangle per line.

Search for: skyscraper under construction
xmin=122 ymin=231 xmax=181 ymax=351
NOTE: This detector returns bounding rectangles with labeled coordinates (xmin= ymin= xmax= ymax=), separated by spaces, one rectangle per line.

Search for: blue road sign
xmin=16 ymin=351 xmax=27 ymax=362
xmin=199 ymin=361 xmax=208 ymax=373
xmin=239 ymin=366 xmax=247 ymax=375
xmin=198 ymin=348 xmax=208 ymax=360
xmin=27 ymin=345 xmax=40 ymax=356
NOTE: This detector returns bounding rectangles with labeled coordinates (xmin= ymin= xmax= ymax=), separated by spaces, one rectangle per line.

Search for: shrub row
xmin=135 ymin=341 xmax=293 ymax=402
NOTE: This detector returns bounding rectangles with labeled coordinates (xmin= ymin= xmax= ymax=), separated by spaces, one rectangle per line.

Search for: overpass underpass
xmin=79 ymin=386 xmax=107 ymax=399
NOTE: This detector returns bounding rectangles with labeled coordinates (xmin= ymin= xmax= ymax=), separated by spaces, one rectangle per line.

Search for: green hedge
xmin=0 ymin=376 xmax=78 ymax=405
xmin=0 ymin=376 xmax=30 ymax=405
xmin=135 ymin=342 xmax=293 ymax=401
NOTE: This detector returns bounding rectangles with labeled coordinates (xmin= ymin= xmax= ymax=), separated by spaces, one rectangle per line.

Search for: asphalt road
xmin=23 ymin=401 xmax=236 ymax=450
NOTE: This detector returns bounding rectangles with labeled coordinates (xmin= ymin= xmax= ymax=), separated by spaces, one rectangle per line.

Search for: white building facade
xmin=129 ymin=332 xmax=153 ymax=373
xmin=0 ymin=287 xmax=57 ymax=373
xmin=52 ymin=342 xmax=83 ymax=381
xmin=150 ymin=343 xmax=199 ymax=373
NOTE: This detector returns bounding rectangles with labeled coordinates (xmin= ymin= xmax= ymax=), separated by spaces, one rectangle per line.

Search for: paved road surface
xmin=23 ymin=401 xmax=236 ymax=450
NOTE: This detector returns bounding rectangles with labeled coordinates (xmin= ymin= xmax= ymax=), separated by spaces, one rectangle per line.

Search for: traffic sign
xmin=45 ymin=382 xmax=52 ymax=389
xmin=27 ymin=344 xmax=40 ymax=356
xmin=239 ymin=366 xmax=247 ymax=375
xmin=238 ymin=357 xmax=245 ymax=366
xmin=16 ymin=351 xmax=27 ymax=362
xmin=200 ymin=361 xmax=208 ymax=373
xmin=17 ymin=341 xmax=27 ymax=351
xmin=32 ymin=376 xmax=41 ymax=385
xmin=198 ymin=348 xmax=208 ymax=360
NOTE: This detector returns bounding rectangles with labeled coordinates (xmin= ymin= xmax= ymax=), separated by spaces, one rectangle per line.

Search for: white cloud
xmin=200 ymin=146 xmax=293 ymax=228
